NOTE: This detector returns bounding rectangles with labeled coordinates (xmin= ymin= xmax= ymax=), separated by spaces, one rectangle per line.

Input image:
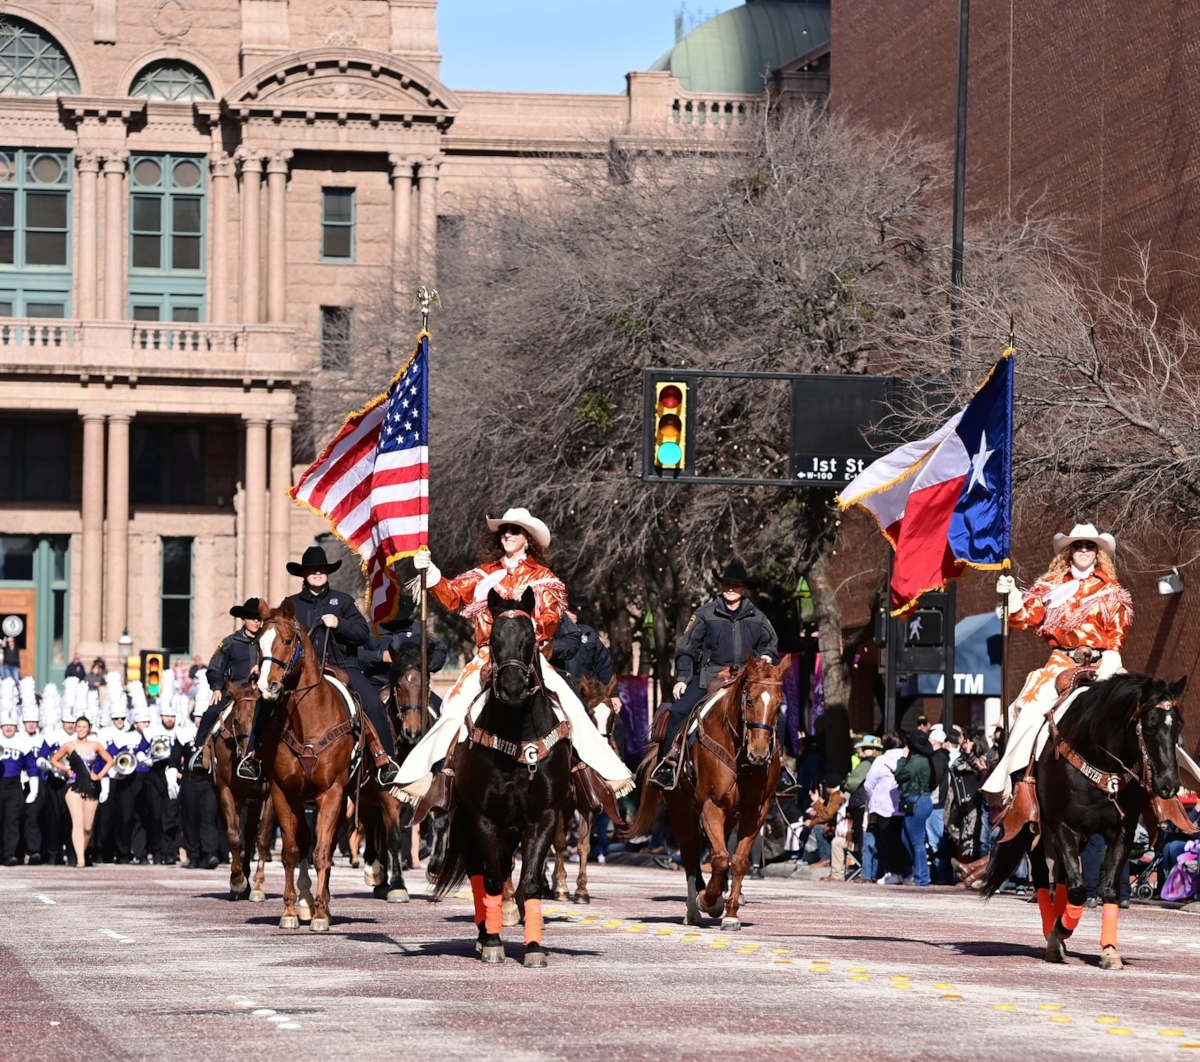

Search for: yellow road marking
xmin=941 ymin=994 xmax=963 ymax=1001
xmin=1107 ymin=1029 xmax=1134 ymax=1037
xmin=1049 ymin=1016 xmax=1073 ymax=1024
xmin=1095 ymin=1016 xmax=1121 ymax=1024
xmin=934 ymin=983 xmax=955 ymax=990
xmin=994 ymin=1005 xmax=1016 ymax=1012
xmin=850 ymin=975 xmax=871 ymax=982
xmin=1037 ymin=1003 xmax=1061 ymax=1011
xmin=774 ymin=959 xmax=793 ymax=966
xmin=1160 ymin=1031 xmax=1186 ymax=1037
xmin=808 ymin=967 xmax=828 ymax=974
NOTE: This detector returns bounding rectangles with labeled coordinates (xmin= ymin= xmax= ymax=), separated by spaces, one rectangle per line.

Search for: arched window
xmin=0 ymin=16 xmax=79 ymax=96
xmin=130 ymin=59 xmax=213 ymax=102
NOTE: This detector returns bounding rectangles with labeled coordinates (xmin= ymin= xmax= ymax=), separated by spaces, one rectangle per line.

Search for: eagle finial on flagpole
xmin=412 ymin=285 xmax=441 ymax=332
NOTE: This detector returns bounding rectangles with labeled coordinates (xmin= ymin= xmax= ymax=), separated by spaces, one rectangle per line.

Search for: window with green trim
xmin=0 ymin=148 xmax=71 ymax=317
xmin=130 ymin=60 xmax=213 ymax=102
xmin=128 ymin=153 xmax=206 ymax=320
xmin=321 ymin=187 xmax=354 ymax=260
xmin=0 ymin=17 xmax=79 ymax=97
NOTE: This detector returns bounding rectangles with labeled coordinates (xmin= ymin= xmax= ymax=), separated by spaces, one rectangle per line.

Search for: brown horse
xmin=632 ymin=654 xmax=789 ymax=930
xmin=210 ymin=681 xmax=276 ymax=903
xmin=255 ymin=599 xmax=358 ymax=932
xmin=551 ymin=674 xmax=620 ymax=904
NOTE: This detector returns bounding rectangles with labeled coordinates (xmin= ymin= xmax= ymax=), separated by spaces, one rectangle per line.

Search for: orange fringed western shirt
xmin=430 ymin=555 xmax=568 ymax=650
xmin=1010 ymin=568 xmax=1132 ymax=652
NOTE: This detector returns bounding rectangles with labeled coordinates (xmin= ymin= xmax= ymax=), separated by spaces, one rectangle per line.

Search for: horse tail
xmin=980 ymin=824 xmax=1033 ymax=898
xmin=429 ymin=814 xmax=468 ymax=899
xmin=629 ymin=752 xmax=663 ymax=837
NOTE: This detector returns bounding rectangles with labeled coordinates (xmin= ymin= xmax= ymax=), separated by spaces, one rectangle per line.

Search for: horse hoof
xmin=1044 ymin=931 xmax=1066 ymax=964
xmin=296 ymin=902 xmax=313 ymax=922
xmin=720 ymin=917 xmax=741 ymax=932
xmin=310 ymin=917 xmax=331 ymax=933
xmin=279 ymin=915 xmax=299 ymax=930
xmin=685 ymin=911 xmax=703 ymax=927
xmin=572 ymin=890 xmax=590 ymax=904
xmin=386 ymin=888 xmax=410 ymax=903
xmin=523 ymin=945 xmax=548 ymax=968
xmin=554 ymin=889 xmax=569 ymax=902
xmin=229 ymin=885 xmax=250 ymax=901
xmin=501 ymin=903 xmax=521 ymax=928
xmin=1100 ymin=946 xmax=1124 ymax=970
xmin=249 ymin=890 xmax=267 ymax=903
xmin=364 ymin=866 xmax=382 ymax=887
xmin=480 ymin=943 xmax=505 ymax=964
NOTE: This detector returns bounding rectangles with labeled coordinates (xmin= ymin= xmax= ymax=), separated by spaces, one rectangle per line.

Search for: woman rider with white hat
xmin=393 ymin=507 xmax=634 ymax=803
xmin=982 ymin=522 xmax=1132 ymax=798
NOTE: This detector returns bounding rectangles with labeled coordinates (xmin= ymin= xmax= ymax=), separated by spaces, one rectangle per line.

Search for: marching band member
xmin=188 ymin=598 xmax=262 ymax=774
xmin=393 ymin=507 xmax=634 ymax=804
xmin=0 ymin=700 xmax=24 ymax=865
xmin=37 ymin=684 xmax=70 ymax=865
xmin=127 ymin=703 xmax=159 ymax=863
xmin=174 ymin=697 xmax=220 ymax=870
xmin=148 ymin=690 xmax=181 ymax=865
xmin=982 ymin=523 xmax=1132 ymax=799
xmin=237 ymin=546 xmax=403 ymax=785
xmin=49 ymin=714 xmax=113 ymax=868
xmin=18 ymin=680 xmax=43 ymax=863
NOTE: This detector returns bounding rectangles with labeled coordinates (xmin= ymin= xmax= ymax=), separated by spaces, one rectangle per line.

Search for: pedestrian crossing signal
xmin=653 ymin=381 xmax=688 ymax=470
xmin=141 ymin=650 xmax=166 ymax=697
xmin=904 ymin=609 xmax=943 ymax=648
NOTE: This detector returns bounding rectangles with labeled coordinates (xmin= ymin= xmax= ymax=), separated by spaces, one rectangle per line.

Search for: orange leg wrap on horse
xmin=524 ymin=898 xmax=543 ymax=946
xmin=1061 ymin=903 xmax=1084 ymax=932
xmin=1100 ymin=903 xmax=1119 ymax=949
xmin=483 ymin=892 xmax=503 ymax=935
xmin=1053 ymin=884 xmax=1068 ymax=920
xmin=1036 ymin=888 xmax=1055 ymax=937
xmin=470 ymin=875 xmax=486 ymax=926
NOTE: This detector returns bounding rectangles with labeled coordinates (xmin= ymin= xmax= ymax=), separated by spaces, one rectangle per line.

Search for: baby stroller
xmin=1127 ymin=826 xmax=1160 ymax=900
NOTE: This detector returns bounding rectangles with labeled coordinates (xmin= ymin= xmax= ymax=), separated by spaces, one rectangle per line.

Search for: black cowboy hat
xmin=229 ymin=597 xmax=263 ymax=619
xmin=286 ymin=544 xmax=342 ymax=577
xmin=714 ymin=560 xmax=756 ymax=588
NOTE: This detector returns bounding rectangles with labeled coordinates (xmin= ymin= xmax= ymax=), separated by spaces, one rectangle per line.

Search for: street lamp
xmin=118 ymin=629 xmax=133 ymax=651
xmin=1156 ymin=568 xmax=1184 ymax=596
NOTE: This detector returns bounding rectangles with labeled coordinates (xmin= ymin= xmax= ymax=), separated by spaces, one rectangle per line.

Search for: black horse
xmin=983 ymin=672 xmax=1187 ymax=969
xmin=432 ymin=588 xmax=572 ymax=968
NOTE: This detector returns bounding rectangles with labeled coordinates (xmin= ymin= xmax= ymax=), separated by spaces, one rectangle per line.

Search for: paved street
xmin=2 ymin=858 xmax=1198 ymax=1061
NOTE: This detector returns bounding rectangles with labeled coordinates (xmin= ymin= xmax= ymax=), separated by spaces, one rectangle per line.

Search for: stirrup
xmin=236 ymin=755 xmax=261 ymax=782
xmin=650 ymin=756 xmax=679 ymax=791
xmin=186 ymin=748 xmax=209 ymax=776
xmin=376 ymin=759 xmax=401 ymax=787
xmin=776 ymin=766 xmax=800 ymax=794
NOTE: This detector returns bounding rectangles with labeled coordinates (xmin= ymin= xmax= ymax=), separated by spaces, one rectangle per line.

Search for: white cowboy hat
xmin=486 ymin=507 xmax=551 ymax=550
xmin=1052 ymin=522 xmax=1116 ymax=558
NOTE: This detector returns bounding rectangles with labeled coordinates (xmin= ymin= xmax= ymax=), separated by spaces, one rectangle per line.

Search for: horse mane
xmin=1055 ymin=672 xmax=1158 ymax=750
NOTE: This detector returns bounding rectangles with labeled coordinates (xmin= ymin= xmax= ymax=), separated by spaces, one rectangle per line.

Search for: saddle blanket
xmin=325 ymin=673 xmax=358 ymax=723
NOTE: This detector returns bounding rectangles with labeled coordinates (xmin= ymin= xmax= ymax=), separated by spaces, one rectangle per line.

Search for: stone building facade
xmin=0 ymin=0 xmax=779 ymax=681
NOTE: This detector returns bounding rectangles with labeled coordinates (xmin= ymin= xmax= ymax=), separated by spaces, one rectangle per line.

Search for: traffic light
xmin=141 ymin=650 xmax=166 ymax=697
xmin=904 ymin=609 xmax=944 ymax=648
xmin=125 ymin=654 xmax=141 ymax=685
xmin=653 ymin=380 xmax=688 ymax=470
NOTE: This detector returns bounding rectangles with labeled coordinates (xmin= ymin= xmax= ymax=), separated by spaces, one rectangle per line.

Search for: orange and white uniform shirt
xmin=395 ymin=554 xmax=632 ymax=797
xmin=982 ymin=568 xmax=1133 ymax=796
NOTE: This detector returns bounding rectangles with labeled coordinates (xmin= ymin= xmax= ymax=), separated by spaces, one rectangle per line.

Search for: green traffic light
xmin=656 ymin=440 xmax=683 ymax=466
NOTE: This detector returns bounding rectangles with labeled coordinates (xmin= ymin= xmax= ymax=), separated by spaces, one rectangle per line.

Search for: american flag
xmin=290 ymin=333 xmax=429 ymax=625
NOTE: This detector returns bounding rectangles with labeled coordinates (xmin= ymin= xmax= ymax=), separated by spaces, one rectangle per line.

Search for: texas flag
xmin=838 ymin=353 xmax=1013 ymax=615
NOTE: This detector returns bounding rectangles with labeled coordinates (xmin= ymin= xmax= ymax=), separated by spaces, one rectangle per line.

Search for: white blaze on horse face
xmin=593 ymin=704 xmax=611 ymax=735
xmin=760 ymin=691 xmax=772 ymax=714
xmin=257 ymin=628 xmax=276 ymax=697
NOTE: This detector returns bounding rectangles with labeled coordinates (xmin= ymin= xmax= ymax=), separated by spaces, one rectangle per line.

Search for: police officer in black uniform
xmin=173 ymin=703 xmax=220 ymax=868
xmin=237 ymin=545 xmax=402 ymax=785
xmin=650 ymin=561 xmax=793 ymax=791
xmin=187 ymin=598 xmax=263 ymax=773
xmin=552 ymin=597 xmax=614 ymax=691
xmin=359 ymin=595 xmax=448 ymax=702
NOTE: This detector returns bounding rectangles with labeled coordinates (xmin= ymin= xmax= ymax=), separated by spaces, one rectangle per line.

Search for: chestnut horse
xmin=983 ymin=673 xmax=1191 ymax=968
xmin=255 ymin=599 xmax=358 ymax=932
xmin=433 ymin=588 xmax=572 ymax=967
xmin=210 ymin=681 xmax=277 ymax=903
xmin=551 ymin=674 xmax=620 ymax=905
xmin=633 ymin=654 xmax=790 ymax=930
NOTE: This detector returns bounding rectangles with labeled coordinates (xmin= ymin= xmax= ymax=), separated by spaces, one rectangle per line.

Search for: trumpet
xmin=150 ymin=736 xmax=172 ymax=763
xmin=112 ymin=750 xmax=137 ymax=777
xmin=36 ymin=755 xmax=69 ymax=781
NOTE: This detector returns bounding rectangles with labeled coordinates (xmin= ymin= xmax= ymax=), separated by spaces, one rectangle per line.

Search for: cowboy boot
xmin=236 ymin=700 xmax=270 ymax=781
xmin=362 ymin=717 xmax=401 ymax=786
xmin=650 ymin=727 xmax=688 ymax=791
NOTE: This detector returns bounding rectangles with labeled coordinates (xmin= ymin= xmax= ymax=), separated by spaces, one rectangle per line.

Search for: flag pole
xmin=1000 ymin=323 xmax=1016 ymax=748
xmin=414 ymin=285 xmax=439 ymax=719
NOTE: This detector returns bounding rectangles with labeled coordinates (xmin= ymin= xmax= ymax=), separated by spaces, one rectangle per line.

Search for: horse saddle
xmin=995 ymin=775 xmax=1041 ymax=845
xmin=704 ymin=668 xmax=735 ymax=696
xmin=650 ymin=705 xmax=672 ymax=746
xmin=571 ymin=758 xmax=626 ymax=825
xmin=1054 ymin=664 xmax=1098 ymax=698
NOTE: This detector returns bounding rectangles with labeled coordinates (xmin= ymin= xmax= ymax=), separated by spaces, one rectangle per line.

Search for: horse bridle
xmin=261 ymin=618 xmax=304 ymax=678
xmin=487 ymin=609 xmax=546 ymax=700
xmin=732 ymin=676 xmax=784 ymax=760
xmin=1055 ymin=694 xmax=1179 ymax=798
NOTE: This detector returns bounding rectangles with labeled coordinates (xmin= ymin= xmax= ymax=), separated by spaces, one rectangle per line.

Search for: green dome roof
xmin=649 ymin=1 xmax=830 ymax=95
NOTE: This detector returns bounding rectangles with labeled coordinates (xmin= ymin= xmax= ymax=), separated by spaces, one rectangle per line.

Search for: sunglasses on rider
xmin=1073 ymin=541 xmax=1098 ymax=552
xmin=498 ymin=524 xmax=526 ymax=537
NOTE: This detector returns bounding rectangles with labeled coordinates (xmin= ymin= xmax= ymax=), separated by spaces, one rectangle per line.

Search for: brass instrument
xmin=150 ymin=735 xmax=172 ymax=763
xmin=36 ymin=755 xmax=69 ymax=781
xmin=112 ymin=749 xmax=137 ymax=777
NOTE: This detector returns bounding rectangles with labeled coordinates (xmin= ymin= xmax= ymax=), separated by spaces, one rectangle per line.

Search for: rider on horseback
xmin=982 ymin=522 xmax=1132 ymax=799
xmin=187 ymin=597 xmax=262 ymax=774
xmin=649 ymin=561 xmax=796 ymax=793
xmin=391 ymin=507 xmax=634 ymax=803
xmin=235 ymin=545 xmax=404 ymax=786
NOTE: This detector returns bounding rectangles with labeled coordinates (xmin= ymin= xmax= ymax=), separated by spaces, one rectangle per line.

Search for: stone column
xmin=209 ymin=153 xmax=235 ymax=324
xmin=237 ymin=150 xmax=265 ymax=324
xmin=389 ymin=153 xmax=414 ymax=301
xmin=416 ymin=155 xmax=440 ymax=286
xmin=268 ymin=417 xmax=294 ymax=606
xmin=265 ymin=150 xmax=292 ymax=324
xmin=102 ymin=151 xmax=129 ymax=320
xmin=243 ymin=417 xmax=268 ymax=597
xmin=75 ymin=151 xmax=101 ymax=320
xmin=80 ymin=412 xmax=106 ymax=644
xmin=103 ymin=413 xmax=130 ymax=642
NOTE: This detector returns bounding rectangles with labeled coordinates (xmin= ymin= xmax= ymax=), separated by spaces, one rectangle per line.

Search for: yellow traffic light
xmin=142 ymin=650 xmax=165 ymax=697
xmin=654 ymin=381 xmax=688 ymax=470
